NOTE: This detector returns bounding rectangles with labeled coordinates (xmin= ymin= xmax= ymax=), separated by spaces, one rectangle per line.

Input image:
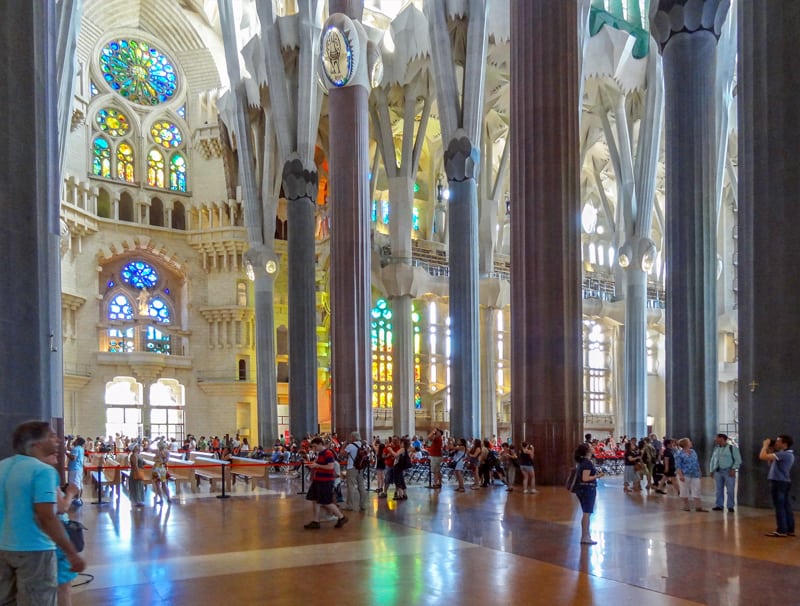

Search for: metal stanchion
xmin=296 ymin=460 xmax=307 ymax=494
xmin=92 ymin=460 xmax=107 ymax=505
xmin=217 ymin=461 xmax=230 ymax=499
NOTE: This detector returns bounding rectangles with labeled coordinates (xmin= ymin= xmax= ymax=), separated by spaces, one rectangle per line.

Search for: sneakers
xmin=580 ymin=538 xmax=597 ymax=545
xmin=712 ymin=506 xmax=724 ymax=511
xmin=304 ymin=521 xmax=321 ymax=530
xmin=334 ymin=515 xmax=348 ymax=528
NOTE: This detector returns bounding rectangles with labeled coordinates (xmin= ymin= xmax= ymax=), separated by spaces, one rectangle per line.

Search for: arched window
xmin=172 ymin=201 xmax=185 ymax=230
xmin=97 ymin=188 xmax=112 ymax=218
xmin=150 ymin=198 xmax=164 ymax=226
xmin=117 ymin=142 xmax=135 ymax=183
xmin=108 ymin=294 xmax=133 ymax=320
xmin=238 ymin=359 xmax=248 ymax=381
xmin=148 ymin=149 xmax=165 ymax=188
xmin=118 ymin=192 xmax=134 ymax=222
xmin=371 ymin=299 xmax=393 ymax=408
xmin=92 ymin=136 xmax=111 ymax=178
xmin=169 ymin=153 xmax=186 ymax=192
xmin=147 ymin=297 xmax=171 ymax=323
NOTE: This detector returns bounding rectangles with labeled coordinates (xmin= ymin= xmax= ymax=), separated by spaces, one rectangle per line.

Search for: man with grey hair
xmin=342 ymin=431 xmax=368 ymax=512
xmin=0 ymin=421 xmax=86 ymax=604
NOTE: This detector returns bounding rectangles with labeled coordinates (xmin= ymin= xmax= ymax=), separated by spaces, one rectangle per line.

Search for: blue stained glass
xmin=121 ymin=261 xmax=159 ymax=289
xmin=108 ymin=294 xmax=133 ymax=320
xmin=381 ymin=200 xmax=390 ymax=224
xmin=148 ymin=297 xmax=171 ymax=323
xmin=177 ymin=105 xmax=186 ymax=118
xmin=412 ymin=207 xmax=420 ymax=231
xmin=100 ymin=39 xmax=177 ymax=106
xmin=371 ymin=200 xmax=377 ymax=223
xmin=90 ymin=82 xmax=99 ymax=97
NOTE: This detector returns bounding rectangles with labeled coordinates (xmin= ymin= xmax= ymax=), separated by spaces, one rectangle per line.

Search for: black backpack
xmin=352 ymin=441 xmax=371 ymax=470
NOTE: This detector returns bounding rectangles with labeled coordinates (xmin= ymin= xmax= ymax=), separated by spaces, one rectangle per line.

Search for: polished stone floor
xmin=69 ymin=474 xmax=799 ymax=605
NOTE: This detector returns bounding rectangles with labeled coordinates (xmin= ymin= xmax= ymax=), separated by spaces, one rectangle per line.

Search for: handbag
xmin=63 ymin=519 xmax=87 ymax=553
xmin=565 ymin=465 xmax=579 ymax=492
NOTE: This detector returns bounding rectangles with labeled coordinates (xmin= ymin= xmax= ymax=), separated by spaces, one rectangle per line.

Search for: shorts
xmin=56 ymin=547 xmax=77 ymax=585
xmin=306 ymin=480 xmax=335 ymax=505
xmin=152 ymin=465 xmax=167 ymax=481
xmin=575 ymin=484 xmax=597 ymax=513
xmin=678 ymin=476 xmax=701 ymax=499
xmin=519 ymin=464 xmax=534 ymax=474
xmin=67 ymin=470 xmax=83 ymax=491
xmin=430 ymin=456 xmax=442 ymax=475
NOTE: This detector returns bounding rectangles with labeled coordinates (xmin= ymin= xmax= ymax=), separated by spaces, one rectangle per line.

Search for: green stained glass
xmin=92 ymin=137 xmax=111 ymax=178
xmin=169 ymin=153 xmax=186 ymax=192
xmin=100 ymin=39 xmax=177 ymax=106
xmin=96 ymin=108 xmax=130 ymax=137
xmin=151 ymin=121 xmax=183 ymax=148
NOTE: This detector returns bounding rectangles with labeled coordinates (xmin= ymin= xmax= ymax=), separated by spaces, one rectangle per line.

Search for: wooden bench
xmin=193 ymin=457 xmax=231 ymax=493
xmin=229 ymin=456 xmax=269 ymax=490
xmin=88 ymin=456 xmax=121 ymax=498
xmin=166 ymin=458 xmax=197 ymax=494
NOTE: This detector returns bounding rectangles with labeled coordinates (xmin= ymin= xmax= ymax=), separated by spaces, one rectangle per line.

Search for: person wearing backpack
xmin=343 ymin=431 xmax=368 ymax=512
xmin=709 ymin=433 xmax=741 ymax=512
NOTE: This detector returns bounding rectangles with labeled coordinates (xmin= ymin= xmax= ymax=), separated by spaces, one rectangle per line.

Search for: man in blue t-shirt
xmin=0 ymin=421 xmax=86 ymax=604
xmin=759 ymin=434 xmax=795 ymax=537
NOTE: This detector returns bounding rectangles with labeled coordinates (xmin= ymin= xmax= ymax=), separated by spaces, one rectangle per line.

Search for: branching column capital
xmin=650 ymin=0 xmax=731 ymax=52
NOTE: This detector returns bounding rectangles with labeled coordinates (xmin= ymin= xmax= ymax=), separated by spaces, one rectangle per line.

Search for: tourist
xmin=304 ymin=437 xmax=347 ymax=529
xmin=674 ymin=437 xmax=708 ymax=512
xmin=759 ymin=434 xmax=795 ymax=537
xmin=518 ymin=442 xmax=538 ymax=494
xmin=573 ymin=443 xmax=605 ymax=545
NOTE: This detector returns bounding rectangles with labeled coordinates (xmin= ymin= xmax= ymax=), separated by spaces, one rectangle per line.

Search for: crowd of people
xmin=2 ymin=419 xmax=795 ymax=605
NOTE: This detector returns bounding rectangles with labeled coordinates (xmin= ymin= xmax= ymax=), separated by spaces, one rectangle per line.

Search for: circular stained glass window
xmin=121 ymin=260 xmax=159 ymax=289
xmin=151 ymin=121 xmax=182 ymax=148
xmin=96 ymin=108 xmax=130 ymax=137
xmin=100 ymin=39 xmax=177 ymax=106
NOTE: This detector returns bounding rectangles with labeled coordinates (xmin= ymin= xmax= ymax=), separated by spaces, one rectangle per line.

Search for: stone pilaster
xmin=651 ymin=0 xmax=729 ymax=461
xmin=737 ymin=0 xmax=800 ymax=507
xmin=283 ymin=157 xmax=319 ymax=439
xmin=510 ymin=1 xmax=583 ymax=485
xmin=479 ymin=306 xmax=497 ymax=440
xmin=0 ymin=1 xmax=60 ymax=459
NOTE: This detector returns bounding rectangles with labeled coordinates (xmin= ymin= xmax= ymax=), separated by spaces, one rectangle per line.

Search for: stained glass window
xmin=371 ymin=299 xmax=393 ymax=408
xmin=100 ymin=39 xmax=177 ymax=106
xmin=117 ymin=143 xmax=135 ymax=183
xmin=146 ymin=326 xmax=171 ymax=354
xmin=108 ymin=294 xmax=134 ymax=320
xmin=92 ymin=137 xmax=111 ymax=178
xmin=90 ymin=82 xmax=99 ymax=97
xmin=108 ymin=328 xmax=135 ymax=352
xmin=151 ymin=121 xmax=182 ymax=148
xmin=169 ymin=153 xmax=186 ymax=192
xmin=177 ymin=105 xmax=186 ymax=119
xmin=412 ymin=306 xmax=422 ymax=408
xmin=148 ymin=149 xmax=165 ymax=188
xmin=412 ymin=207 xmax=420 ymax=232
xmin=96 ymin=108 xmax=130 ymax=137
xmin=121 ymin=261 xmax=159 ymax=289
xmin=148 ymin=297 xmax=171 ymax=323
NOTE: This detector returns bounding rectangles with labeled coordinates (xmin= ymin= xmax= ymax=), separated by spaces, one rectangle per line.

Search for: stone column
xmin=390 ymin=294 xmax=414 ymax=437
xmin=283 ymin=157 xmax=319 ymax=439
xmin=250 ymin=261 xmax=279 ymax=446
xmin=651 ymin=0 xmax=729 ymax=460
xmin=737 ymin=1 xmax=800 ymax=507
xmin=510 ymin=1 xmax=583 ymax=485
xmin=446 ymin=141 xmax=481 ymax=441
xmin=327 ymin=0 xmax=373 ymax=441
xmin=622 ymin=264 xmax=647 ymax=438
xmin=0 ymin=1 xmax=60 ymax=459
